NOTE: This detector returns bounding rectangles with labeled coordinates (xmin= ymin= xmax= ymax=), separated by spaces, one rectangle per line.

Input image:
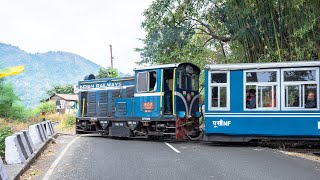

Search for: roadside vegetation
xmin=47 ymin=113 xmax=76 ymax=132
xmin=0 ymin=65 xmax=118 ymax=156
xmin=0 ymin=80 xmax=76 ymax=158
xmin=0 ymin=126 xmax=13 ymax=158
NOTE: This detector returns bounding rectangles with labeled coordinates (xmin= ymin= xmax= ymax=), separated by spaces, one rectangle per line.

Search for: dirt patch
xmin=19 ymin=141 xmax=57 ymax=180
xmin=19 ymin=134 xmax=75 ymax=180
xmin=279 ymin=150 xmax=320 ymax=162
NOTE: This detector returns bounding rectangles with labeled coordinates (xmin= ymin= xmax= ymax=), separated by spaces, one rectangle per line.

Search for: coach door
xmin=162 ymin=69 xmax=174 ymax=115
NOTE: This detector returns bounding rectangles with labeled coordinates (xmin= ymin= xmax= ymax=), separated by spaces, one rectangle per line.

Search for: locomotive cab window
xmin=137 ymin=72 xmax=148 ymax=92
xmin=282 ymin=68 xmax=319 ymax=109
xmin=136 ymin=71 xmax=157 ymax=92
xmin=244 ymin=70 xmax=279 ymax=110
xmin=208 ymin=71 xmax=230 ymax=110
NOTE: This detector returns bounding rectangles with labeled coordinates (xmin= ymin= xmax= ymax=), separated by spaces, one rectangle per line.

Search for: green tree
xmin=41 ymin=84 xmax=74 ymax=103
xmin=138 ymin=0 xmax=320 ymax=65
xmin=137 ymin=0 xmax=230 ymax=67
xmin=96 ymin=68 xmax=119 ymax=79
xmin=48 ymin=84 xmax=74 ymax=96
xmin=0 ymin=79 xmax=21 ymax=117
xmin=33 ymin=101 xmax=56 ymax=115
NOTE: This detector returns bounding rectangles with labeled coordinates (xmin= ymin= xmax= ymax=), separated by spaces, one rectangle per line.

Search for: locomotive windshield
xmin=191 ymin=74 xmax=199 ymax=91
xmin=178 ymin=65 xmax=200 ymax=91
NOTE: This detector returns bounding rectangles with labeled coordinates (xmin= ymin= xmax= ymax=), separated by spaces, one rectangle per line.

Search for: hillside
xmin=0 ymin=43 xmax=101 ymax=107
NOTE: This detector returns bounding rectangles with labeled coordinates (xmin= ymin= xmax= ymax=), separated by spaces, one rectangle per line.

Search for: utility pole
xmin=109 ymin=45 xmax=114 ymax=68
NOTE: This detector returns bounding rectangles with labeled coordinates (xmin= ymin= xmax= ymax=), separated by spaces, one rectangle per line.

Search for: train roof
xmin=79 ymin=76 xmax=134 ymax=83
xmin=205 ymin=61 xmax=320 ymax=71
xmin=134 ymin=63 xmax=200 ymax=71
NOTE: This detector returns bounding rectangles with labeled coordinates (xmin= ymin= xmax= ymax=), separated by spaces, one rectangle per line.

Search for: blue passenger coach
xmin=204 ymin=61 xmax=320 ymax=142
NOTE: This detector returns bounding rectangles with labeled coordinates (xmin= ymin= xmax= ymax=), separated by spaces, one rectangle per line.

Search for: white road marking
xmin=164 ymin=142 xmax=181 ymax=153
xmin=42 ymin=136 xmax=80 ymax=180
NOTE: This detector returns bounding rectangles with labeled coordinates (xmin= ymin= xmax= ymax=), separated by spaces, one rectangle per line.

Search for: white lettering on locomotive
xmin=79 ymin=82 xmax=122 ymax=89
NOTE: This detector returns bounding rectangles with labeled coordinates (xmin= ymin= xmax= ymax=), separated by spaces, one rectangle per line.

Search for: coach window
xmin=209 ymin=72 xmax=229 ymax=110
xmin=282 ymin=68 xmax=319 ymax=109
xmin=244 ymin=70 xmax=279 ymax=110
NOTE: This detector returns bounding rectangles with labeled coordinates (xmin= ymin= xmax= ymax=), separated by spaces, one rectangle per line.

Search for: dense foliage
xmin=47 ymin=84 xmax=74 ymax=96
xmin=96 ymin=68 xmax=119 ymax=79
xmin=1 ymin=76 xmax=57 ymax=121
xmin=138 ymin=0 xmax=320 ymax=67
xmin=0 ymin=79 xmax=27 ymax=120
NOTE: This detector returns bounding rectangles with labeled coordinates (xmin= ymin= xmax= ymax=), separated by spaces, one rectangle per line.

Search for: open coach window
xmin=282 ymin=68 xmax=319 ymax=109
xmin=209 ymin=72 xmax=229 ymax=110
xmin=245 ymin=70 xmax=279 ymax=110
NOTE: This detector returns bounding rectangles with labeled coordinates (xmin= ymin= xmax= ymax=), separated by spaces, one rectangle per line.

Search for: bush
xmin=4 ymin=104 xmax=31 ymax=122
xmin=66 ymin=115 xmax=76 ymax=127
xmin=47 ymin=114 xmax=76 ymax=131
xmin=0 ymin=126 xmax=13 ymax=158
xmin=33 ymin=101 xmax=56 ymax=116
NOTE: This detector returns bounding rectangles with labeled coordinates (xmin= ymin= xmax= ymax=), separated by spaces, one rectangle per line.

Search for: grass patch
xmin=0 ymin=113 xmax=76 ymax=159
xmin=46 ymin=114 xmax=76 ymax=133
xmin=0 ymin=126 xmax=13 ymax=158
xmin=0 ymin=117 xmax=42 ymax=159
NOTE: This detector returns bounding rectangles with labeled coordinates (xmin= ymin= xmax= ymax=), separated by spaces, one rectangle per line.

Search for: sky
xmin=0 ymin=0 xmax=152 ymax=74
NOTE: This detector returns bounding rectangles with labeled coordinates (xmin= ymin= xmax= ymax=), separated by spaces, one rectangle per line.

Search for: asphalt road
xmin=34 ymin=135 xmax=320 ymax=180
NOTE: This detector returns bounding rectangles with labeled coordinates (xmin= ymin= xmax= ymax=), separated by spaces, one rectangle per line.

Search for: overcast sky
xmin=0 ymin=0 xmax=151 ymax=74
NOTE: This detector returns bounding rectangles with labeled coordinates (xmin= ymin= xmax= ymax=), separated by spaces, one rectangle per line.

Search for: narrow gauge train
xmin=76 ymin=61 xmax=320 ymax=142
xmin=204 ymin=61 xmax=320 ymax=142
xmin=76 ymin=63 xmax=201 ymax=140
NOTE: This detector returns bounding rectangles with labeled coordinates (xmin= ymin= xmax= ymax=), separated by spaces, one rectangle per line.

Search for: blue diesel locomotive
xmin=204 ymin=61 xmax=320 ymax=142
xmin=76 ymin=63 xmax=201 ymax=140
